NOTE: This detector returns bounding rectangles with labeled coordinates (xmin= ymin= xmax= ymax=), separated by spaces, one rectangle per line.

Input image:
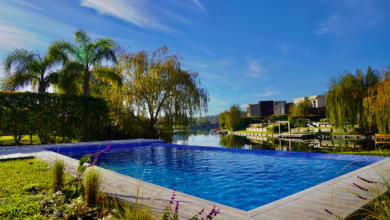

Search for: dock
xmin=277 ymin=134 xmax=313 ymax=139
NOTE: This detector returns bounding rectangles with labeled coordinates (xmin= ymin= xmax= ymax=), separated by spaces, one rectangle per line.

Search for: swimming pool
xmin=48 ymin=142 xmax=385 ymax=211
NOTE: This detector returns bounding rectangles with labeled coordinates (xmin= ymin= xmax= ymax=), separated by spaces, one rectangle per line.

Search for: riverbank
xmin=230 ymin=130 xmax=374 ymax=140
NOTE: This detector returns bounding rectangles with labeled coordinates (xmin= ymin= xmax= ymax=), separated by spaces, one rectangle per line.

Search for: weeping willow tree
xmin=218 ymin=110 xmax=229 ymax=129
xmin=115 ymin=46 xmax=209 ymax=142
xmin=363 ymin=67 xmax=390 ymax=134
xmin=218 ymin=104 xmax=241 ymax=131
xmin=326 ymin=66 xmax=380 ymax=130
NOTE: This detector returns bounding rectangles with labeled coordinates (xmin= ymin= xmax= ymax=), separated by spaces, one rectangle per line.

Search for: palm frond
xmin=51 ymin=61 xmax=84 ymax=94
xmin=74 ymin=29 xmax=91 ymax=48
xmin=3 ymin=49 xmax=38 ymax=74
xmin=90 ymin=47 xmax=118 ymax=65
xmin=93 ymin=66 xmax=123 ymax=88
xmin=47 ymin=40 xmax=75 ymax=65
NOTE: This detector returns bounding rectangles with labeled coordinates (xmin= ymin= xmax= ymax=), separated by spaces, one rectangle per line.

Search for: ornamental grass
xmin=53 ymin=157 xmax=66 ymax=192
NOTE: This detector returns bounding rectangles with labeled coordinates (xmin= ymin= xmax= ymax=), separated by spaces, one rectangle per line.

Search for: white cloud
xmin=279 ymin=44 xmax=291 ymax=55
xmin=192 ymin=0 xmax=205 ymax=11
xmin=256 ymin=92 xmax=276 ymax=97
xmin=315 ymin=14 xmax=344 ymax=36
xmin=184 ymin=61 xmax=209 ymax=68
xmin=188 ymin=43 xmax=213 ymax=56
xmin=14 ymin=0 xmax=46 ymax=12
xmin=315 ymin=0 xmax=383 ymax=36
xmin=240 ymin=104 xmax=247 ymax=108
xmin=0 ymin=21 xmax=44 ymax=50
xmin=217 ymin=102 xmax=228 ymax=105
xmin=80 ymin=0 xmax=177 ymax=33
xmin=247 ymin=59 xmax=268 ymax=77
xmin=232 ymin=87 xmax=239 ymax=90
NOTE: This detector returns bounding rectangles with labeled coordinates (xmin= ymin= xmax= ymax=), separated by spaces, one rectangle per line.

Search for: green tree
xmin=48 ymin=29 xmax=121 ymax=96
xmin=218 ymin=111 xmax=229 ymax=129
xmin=2 ymin=49 xmax=59 ymax=93
xmin=293 ymin=100 xmax=310 ymax=116
xmin=326 ymin=66 xmax=380 ymax=130
xmin=363 ymin=67 xmax=390 ymax=134
xmin=116 ymin=46 xmax=209 ymax=141
xmin=196 ymin=119 xmax=203 ymax=126
xmin=225 ymin=104 xmax=242 ymax=131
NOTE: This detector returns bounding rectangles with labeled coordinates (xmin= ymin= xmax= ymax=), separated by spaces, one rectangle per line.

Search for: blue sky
xmin=1 ymin=0 xmax=389 ymax=115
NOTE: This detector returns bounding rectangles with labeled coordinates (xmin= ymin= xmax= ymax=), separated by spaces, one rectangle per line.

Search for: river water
xmin=173 ymin=129 xmax=379 ymax=154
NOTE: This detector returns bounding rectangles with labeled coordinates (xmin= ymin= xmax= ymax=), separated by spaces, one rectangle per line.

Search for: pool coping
xmin=1 ymin=139 xmax=389 ymax=220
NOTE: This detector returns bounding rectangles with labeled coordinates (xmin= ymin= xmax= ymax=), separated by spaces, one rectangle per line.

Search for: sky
xmin=0 ymin=0 xmax=389 ymax=115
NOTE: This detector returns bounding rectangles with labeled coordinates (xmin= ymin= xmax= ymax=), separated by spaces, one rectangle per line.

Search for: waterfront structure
xmin=294 ymin=95 xmax=326 ymax=115
xmin=247 ymin=101 xmax=274 ymax=117
xmin=273 ymin=101 xmax=293 ymax=115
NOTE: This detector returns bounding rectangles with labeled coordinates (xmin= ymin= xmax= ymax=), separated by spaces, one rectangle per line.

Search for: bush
xmin=0 ymin=92 xmax=109 ymax=144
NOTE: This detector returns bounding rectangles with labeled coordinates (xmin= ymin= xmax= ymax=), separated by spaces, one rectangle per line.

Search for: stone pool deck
xmin=1 ymin=139 xmax=389 ymax=220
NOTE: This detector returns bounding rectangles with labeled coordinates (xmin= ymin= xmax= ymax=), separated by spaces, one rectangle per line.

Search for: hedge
xmin=270 ymin=114 xmax=290 ymax=120
xmin=288 ymin=115 xmax=322 ymax=122
xmin=0 ymin=92 xmax=109 ymax=144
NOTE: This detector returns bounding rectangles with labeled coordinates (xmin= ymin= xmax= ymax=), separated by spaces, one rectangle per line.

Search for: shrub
xmin=0 ymin=92 xmax=109 ymax=143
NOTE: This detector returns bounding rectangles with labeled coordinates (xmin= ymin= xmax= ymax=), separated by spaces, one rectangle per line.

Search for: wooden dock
xmin=277 ymin=134 xmax=314 ymax=139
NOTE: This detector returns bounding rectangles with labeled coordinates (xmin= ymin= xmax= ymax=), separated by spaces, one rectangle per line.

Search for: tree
xmin=293 ymin=100 xmax=310 ymax=116
xmin=225 ymin=104 xmax=242 ymax=131
xmin=218 ymin=111 xmax=229 ymax=129
xmin=116 ymin=46 xmax=209 ymax=141
xmin=2 ymin=49 xmax=59 ymax=93
xmin=288 ymin=103 xmax=295 ymax=115
xmin=326 ymin=66 xmax=380 ymax=130
xmin=48 ymin=29 xmax=121 ymax=96
xmin=363 ymin=67 xmax=390 ymax=134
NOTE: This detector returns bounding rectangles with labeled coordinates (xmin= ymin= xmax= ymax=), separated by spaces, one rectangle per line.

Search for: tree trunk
xmin=83 ymin=67 xmax=90 ymax=96
xmin=38 ymin=80 xmax=46 ymax=93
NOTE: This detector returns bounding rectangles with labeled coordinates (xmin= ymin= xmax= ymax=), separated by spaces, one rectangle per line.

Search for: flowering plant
xmin=162 ymin=187 xmax=220 ymax=220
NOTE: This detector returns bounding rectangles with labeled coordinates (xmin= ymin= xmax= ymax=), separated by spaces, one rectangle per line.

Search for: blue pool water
xmin=49 ymin=143 xmax=381 ymax=211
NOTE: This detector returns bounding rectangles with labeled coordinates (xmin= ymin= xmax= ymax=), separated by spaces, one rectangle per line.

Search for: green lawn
xmin=0 ymin=158 xmax=119 ymax=220
xmin=0 ymin=158 xmax=56 ymax=219
xmin=0 ymin=135 xmax=79 ymax=147
xmin=333 ymin=149 xmax=390 ymax=157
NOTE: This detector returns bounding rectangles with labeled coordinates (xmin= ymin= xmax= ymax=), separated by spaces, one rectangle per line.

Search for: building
xmin=273 ymin=101 xmax=293 ymax=115
xmin=247 ymin=101 xmax=274 ymax=117
xmin=293 ymin=95 xmax=326 ymax=115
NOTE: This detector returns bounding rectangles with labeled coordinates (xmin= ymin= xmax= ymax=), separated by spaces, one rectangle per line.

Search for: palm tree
xmin=48 ymin=29 xmax=121 ymax=96
xmin=2 ymin=49 xmax=59 ymax=93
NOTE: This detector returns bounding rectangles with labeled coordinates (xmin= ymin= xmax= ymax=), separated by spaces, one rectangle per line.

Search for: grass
xmin=84 ymin=167 xmax=101 ymax=206
xmin=53 ymin=158 xmax=66 ymax=192
xmin=0 ymin=158 xmax=61 ymax=219
xmin=0 ymin=135 xmax=79 ymax=147
xmin=333 ymin=149 xmax=390 ymax=157
xmin=0 ymin=158 xmax=114 ymax=219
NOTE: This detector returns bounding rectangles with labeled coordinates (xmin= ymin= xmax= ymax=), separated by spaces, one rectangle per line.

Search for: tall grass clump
xmin=53 ymin=158 xmax=66 ymax=192
xmin=84 ymin=167 xmax=102 ymax=206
